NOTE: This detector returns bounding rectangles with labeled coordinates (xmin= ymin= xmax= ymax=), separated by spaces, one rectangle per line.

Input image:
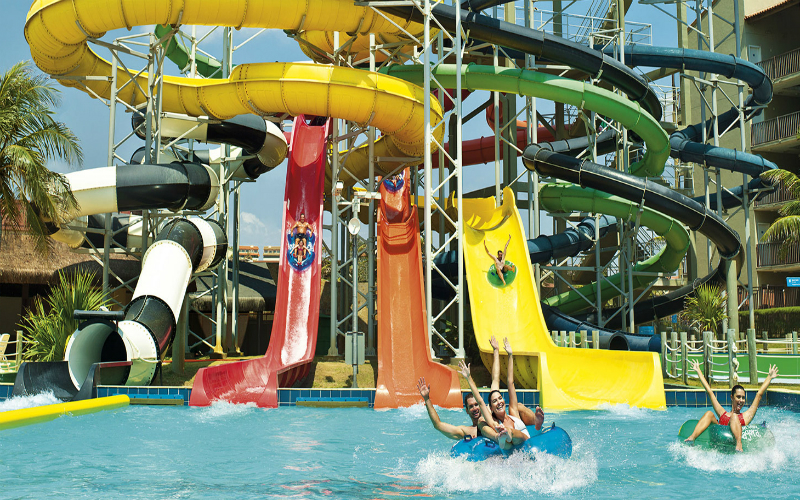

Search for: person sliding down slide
xmin=484 ymin=235 xmax=515 ymax=286
xmin=458 ymin=338 xmax=530 ymax=450
xmin=684 ymin=359 xmax=778 ymax=452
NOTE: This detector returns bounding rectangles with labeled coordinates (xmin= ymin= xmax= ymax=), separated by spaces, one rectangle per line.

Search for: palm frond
xmin=680 ymin=284 xmax=727 ymax=335
xmin=18 ymin=270 xmax=110 ymax=362
xmin=0 ymin=60 xmax=82 ymax=256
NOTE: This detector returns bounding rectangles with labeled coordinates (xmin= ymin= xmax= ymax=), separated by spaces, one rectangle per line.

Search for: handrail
xmin=738 ymin=284 xmax=799 ymax=309
xmin=757 ymin=241 xmax=800 ymax=267
xmin=752 ymin=110 xmax=800 ymax=148
xmin=754 ymin=182 xmax=793 ymax=207
xmin=756 ymin=46 xmax=800 ymax=82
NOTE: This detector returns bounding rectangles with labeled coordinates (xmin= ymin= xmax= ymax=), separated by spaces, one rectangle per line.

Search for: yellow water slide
xmin=24 ymin=0 xmax=443 ymax=189
xmin=463 ymin=188 xmax=665 ymax=410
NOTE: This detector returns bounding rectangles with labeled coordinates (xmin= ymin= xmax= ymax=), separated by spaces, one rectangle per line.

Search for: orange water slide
xmin=374 ymin=169 xmax=462 ymax=409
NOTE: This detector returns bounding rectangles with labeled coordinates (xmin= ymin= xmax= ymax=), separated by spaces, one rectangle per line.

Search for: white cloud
xmin=240 ymin=212 xmax=270 ymax=243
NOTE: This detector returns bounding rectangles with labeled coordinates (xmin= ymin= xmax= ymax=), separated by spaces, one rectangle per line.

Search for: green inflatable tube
xmin=678 ymin=419 xmax=775 ymax=453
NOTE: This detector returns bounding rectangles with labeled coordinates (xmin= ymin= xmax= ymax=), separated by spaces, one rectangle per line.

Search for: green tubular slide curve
xmin=155 ymin=24 xmax=223 ymax=78
xmin=537 ymin=183 xmax=689 ymax=314
xmin=385 ymin=63 xmax=682 ymax=314
xmin=384 ymin=64 xmax=669 ymax=178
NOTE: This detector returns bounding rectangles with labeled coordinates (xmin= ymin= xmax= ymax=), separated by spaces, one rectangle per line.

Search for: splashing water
xmin=0 ymin=391 xmax=61 ymax=412
xmin=670 ymin=415 xmax=800 ymax=474
xmin=190 ymin=399 xmax=259 ymax=422
xmin=595 ymin=402 xmax=654 ymax=419
xmin=416 ymin=444 xmax=598 ymax=496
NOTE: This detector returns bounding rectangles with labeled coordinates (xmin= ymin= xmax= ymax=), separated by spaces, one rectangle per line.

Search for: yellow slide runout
xmin=0 ymin=395 xmax=130 ymax=431
xmin=463 ymin=188 xmax=665 ymax=411
xmin=24 ymin=0 xmax=443 ymax=188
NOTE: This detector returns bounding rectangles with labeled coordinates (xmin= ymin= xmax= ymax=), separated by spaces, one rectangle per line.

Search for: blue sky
xmin=2 ymin=1 xmax=678 ymax=248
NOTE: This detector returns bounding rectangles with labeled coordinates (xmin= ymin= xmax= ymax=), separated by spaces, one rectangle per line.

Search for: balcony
xmin=751 ymin=110 xmax=800 ymax=153
xmin=756 ymin=46 xmax=800 ymax=94
xmin=738 ymin=285 xmax=800 ymax=309
xmin=754 ymin=182 xmax=792 ymax=210
xmin=757 ymin=241 xmax=800 ymax=271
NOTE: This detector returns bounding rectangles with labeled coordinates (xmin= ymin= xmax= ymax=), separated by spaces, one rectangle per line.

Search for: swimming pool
xmin=1 ymin=395 xmax=799 ymax=499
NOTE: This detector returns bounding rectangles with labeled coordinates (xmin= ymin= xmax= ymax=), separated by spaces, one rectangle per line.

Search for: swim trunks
xmin=718 ymin=412 xmax=746 ymax=427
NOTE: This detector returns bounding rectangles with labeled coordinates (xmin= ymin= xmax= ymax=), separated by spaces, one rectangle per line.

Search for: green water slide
xmin=154 ymin=24 xmax=223 ymax=77
xmin=384 ymin=64 xmax=679 ymax=314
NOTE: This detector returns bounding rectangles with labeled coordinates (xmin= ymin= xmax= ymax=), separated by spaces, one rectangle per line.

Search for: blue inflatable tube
xmin=450 ymin=423 xmax=572 ymax=461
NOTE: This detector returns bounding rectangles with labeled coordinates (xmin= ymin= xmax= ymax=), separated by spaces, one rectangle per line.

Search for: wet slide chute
xmin=375 ymin=170 xmax=462 ymax=409
xmin=190 ymin=115 xmax=329 ymax=407
xmin=463 ymin=188 xmax=665 ymax=410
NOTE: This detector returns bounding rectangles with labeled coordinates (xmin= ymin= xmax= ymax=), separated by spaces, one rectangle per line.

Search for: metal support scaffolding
xmin=420 ymin=0 xmax=465 ymax=359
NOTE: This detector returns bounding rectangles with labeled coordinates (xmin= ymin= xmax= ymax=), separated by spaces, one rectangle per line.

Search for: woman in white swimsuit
xmin=457 ymin=337 xmax=529 ymax=450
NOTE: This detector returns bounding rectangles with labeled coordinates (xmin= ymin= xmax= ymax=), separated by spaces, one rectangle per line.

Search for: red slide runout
xmin=374 ymin=169 xmax=462 ymax=408
xmin=190 ymin=115 xmax=330 ymax=407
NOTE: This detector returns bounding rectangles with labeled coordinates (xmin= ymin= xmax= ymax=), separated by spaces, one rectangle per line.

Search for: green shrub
xmin=19 ymin=270 xmax=109 ymax=362
xmin=738 ymin=307 xmax=800 ymax=338
xmin=680 ymin=283 xmax=727 ymax=335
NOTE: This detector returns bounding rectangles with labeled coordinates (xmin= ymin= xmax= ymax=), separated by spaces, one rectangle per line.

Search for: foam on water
xmin=595 ymin=402 xmax=653 ymax=419
xmin=394 ymin=402 xmax=440 ymax=419
xmin=415 ymin=440 xmax=598 ymax=495
xmin=190 ymin=399 xmax=259 ymax=421
xmin=0 ymin=391 xmax=60 ymax=412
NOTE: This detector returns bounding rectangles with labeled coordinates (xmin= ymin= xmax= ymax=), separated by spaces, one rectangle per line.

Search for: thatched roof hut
xmin=0 ymin=223 xmax=140 ymax=286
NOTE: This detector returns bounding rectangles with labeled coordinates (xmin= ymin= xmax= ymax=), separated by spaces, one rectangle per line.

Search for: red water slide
xmin=189 ymin=115 xmax=329 ymax=407
xmin=374 ymin=169 xmax=462 ymax=408
xmin=432 ymin=106 xmax=555 ymax=168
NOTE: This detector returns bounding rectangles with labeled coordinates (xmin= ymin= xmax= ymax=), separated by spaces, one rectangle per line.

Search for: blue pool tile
xmin=665 ymin=391 xmax=676 ymax=406
xmin=300 ymin=389 xmax=310 ymax=399
xmin=279 ymin=390 xmax=289 ymax=403
xmin=331 ymin=390 xmax=341 ymax=399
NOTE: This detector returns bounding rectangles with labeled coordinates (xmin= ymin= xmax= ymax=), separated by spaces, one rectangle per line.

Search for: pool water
xmin=2 ymin=395 xmax=800 ymax=499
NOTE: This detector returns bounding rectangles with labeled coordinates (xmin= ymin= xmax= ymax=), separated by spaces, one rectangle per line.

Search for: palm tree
xmin=0 ymin=61 xmax=82 ymax=254
xmin=760 ymin=169 xmax=800 ymax=257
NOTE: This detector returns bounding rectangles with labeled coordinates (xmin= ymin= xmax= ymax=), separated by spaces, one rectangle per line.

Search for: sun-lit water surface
xmin=1 ymin=394 xmax=799 ymax=499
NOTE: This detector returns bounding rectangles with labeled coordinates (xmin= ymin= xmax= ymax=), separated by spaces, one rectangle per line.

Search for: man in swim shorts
xmin=417 ymin=377 xmax=480 ymax=439
xmin=290 ymin=213 xmax=314 ymax=238
xmin=684 ymin=359 xmax=778 ymax=451
xmin=484 ymin=235 xmax=515 ymax=285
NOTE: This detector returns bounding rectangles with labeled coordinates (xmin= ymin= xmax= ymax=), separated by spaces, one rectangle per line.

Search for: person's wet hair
xmin=731 ymin=384 xmax=745 ymax=396
xmin=488 ymin=390 xmax=504 ymax=419
xmin=463 ymin=393 xmax=476 ymax=409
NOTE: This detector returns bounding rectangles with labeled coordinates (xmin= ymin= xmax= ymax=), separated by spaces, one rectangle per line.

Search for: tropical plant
xmin=19 ymin=270 xmax=109 ymax=362
xmin=0 ymin=61 xmax=82 ymax=254
xmin=680 ymin=283 xmax=727 ymax=336
xmin=760 ymin=168 xmax=800 ymax=257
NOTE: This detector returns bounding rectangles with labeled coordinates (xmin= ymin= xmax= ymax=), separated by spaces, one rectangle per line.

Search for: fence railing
xmin=549 ymin=329 xmax=601 ymax=349
xmin=757 ymin=241 xmax=800 ymax=267
xmin=752 ymin=110 xmax=800 ymax=148
xmin=754 ymin=181 xmax=792 ymax=207
xmin=738 ymin=285 xmax=800 ymax=309
xmin=756 ymin=46 xmax=800 ymax=82
xmin=0 ymin=331 xmax=25 ymax=372
xmin=662 ymin=329 xmax=800 ymax=385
